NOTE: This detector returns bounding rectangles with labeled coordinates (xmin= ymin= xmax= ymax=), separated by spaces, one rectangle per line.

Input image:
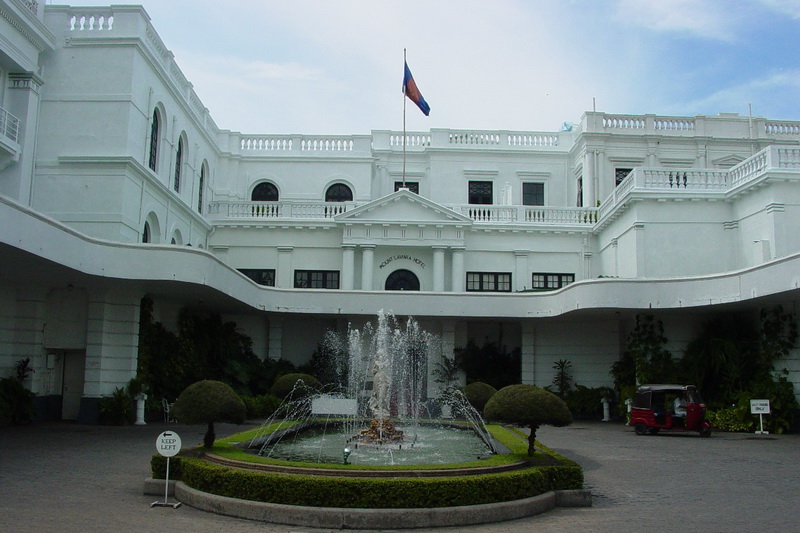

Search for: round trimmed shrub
xmin=271 ymin=373 xmax=321 ymax=399
xmin=484 ymin=384 xmax=572 ymax=456
xmin=463 ymin=382 xmax=497 ymax=413
xmin=172 ymin=380 xmax=246 ymax=448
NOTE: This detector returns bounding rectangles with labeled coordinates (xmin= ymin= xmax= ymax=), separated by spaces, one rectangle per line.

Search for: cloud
xmin=613 ymin=0 xmax=741 ymax=41
xmin=677 ymin=69 xmax=800 ymax=116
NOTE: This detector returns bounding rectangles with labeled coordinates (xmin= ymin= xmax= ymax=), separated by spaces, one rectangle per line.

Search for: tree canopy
xmin=172 ymin=380 xmax=246 ymax=448
xmin=483 ymin=384 xmax=572 ymax=456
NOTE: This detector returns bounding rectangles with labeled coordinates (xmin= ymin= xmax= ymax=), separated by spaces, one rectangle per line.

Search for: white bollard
xmin=135 ymin=394 xmax=147 ymax=425
xmin=601 ymin=397 xmax=611 ymax=422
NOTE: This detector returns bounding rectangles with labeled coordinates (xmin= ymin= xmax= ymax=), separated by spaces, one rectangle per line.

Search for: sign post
xmin=151 ymin=431 xmax=182 ymax=508
xmin=750 ymin=399 xmax=770 ymax=435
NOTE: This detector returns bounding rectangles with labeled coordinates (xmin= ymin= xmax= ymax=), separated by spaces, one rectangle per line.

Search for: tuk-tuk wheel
xmin=699 ymin=426 xmax=712 ymax=438
xmin=634 ymin=423 xmax=647 ymax=435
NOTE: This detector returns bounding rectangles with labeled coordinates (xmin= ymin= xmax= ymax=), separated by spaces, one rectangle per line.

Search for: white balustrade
xmin=69 ymin=14 xmax=114 ymax=31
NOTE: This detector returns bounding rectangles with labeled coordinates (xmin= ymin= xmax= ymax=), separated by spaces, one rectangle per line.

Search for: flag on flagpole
xmin=403 ymin=61 xmax=430 ymax=116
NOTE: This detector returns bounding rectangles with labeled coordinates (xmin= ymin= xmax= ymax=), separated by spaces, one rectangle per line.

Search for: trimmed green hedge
xmin=154 ymin=456 xmax=580 ymax=508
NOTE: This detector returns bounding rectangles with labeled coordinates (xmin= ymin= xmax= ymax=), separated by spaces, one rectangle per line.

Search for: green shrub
xmin=0 ymin=377 xmax=36 ymax=426
xmin=239 ymin=393 xmax=282 ymax=419
xmin=158 ymin=455 xmax=580 ymax=508
xmin=707 ymin=407 xmax=752 ymax=432
xmin=462 ymin=382 xmax=497 ymax=413
xmin=270 ymin=373 xmax=321 ymax=399
xmin=566 ymin=385 xmax=616 ymax=418
xmin=98 ymin=387 xmax=133 ymax=425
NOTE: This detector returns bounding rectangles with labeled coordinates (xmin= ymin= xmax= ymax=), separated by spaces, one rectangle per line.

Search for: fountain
xmin=247 ymin=310 xmax=496 ymax=465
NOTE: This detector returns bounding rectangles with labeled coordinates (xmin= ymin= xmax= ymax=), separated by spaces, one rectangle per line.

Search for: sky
xmin=59 ymin=0 xmax=800 ymax=135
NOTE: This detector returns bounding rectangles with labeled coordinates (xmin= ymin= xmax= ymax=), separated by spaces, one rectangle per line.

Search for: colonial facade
xmin=2 ymin=3 xmax=800 ymax=422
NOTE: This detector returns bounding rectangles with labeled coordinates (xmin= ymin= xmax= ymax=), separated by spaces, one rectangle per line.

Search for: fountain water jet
xmin=248 ymin=310 xmax=496 ymax=465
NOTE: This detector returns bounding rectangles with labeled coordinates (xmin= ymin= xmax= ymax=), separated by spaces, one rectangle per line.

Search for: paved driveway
xmin=1 ymin=420 xmax=798 ymax=532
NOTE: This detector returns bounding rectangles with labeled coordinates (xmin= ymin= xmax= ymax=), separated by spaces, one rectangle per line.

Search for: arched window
xmin=174 ymin=136 xmax=184 ymax=192
xmin=198 ymin=163 xmax=207 ymax=213
xmin=325 ymin=183 xmax=353 ymax=202
xmin=252 ymin=182 xmax=279 ymax=201
xmin=385 ymin=269 xmax=420 ymax=291
xmin=142 ymin=221 xmax=151 ymax=243
xmin=148 ymin=109 xmax=160 ymax=172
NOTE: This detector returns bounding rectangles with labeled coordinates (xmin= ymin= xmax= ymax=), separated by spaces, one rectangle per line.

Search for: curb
xmin=155 ymin=481 xmax=590 ymax=529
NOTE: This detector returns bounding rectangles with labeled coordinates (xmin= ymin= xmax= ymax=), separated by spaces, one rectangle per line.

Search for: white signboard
xmin=156 ymin=431 xmax=181 ymax=457
xmin=312 ymin=396 xmax=358 ymax=416
xmin=750 ymin=399 xmax=771 ymax=414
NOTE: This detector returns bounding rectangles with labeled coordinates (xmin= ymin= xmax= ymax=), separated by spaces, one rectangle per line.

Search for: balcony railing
xmin=599 ymin=146 xmax=800 ymax=220
xmin=207 ymin=200 xmax=598 ymax=226
xmin=0 ymin=106 xmax=20 ymax=145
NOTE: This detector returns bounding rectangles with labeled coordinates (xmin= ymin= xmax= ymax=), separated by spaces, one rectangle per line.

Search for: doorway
xmin=61 ymin=350 xmax=86 ymax=420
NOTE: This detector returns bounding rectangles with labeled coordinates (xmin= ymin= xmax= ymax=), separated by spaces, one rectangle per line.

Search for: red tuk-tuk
xmin=629 ymin=384 xmax=712 ymax=437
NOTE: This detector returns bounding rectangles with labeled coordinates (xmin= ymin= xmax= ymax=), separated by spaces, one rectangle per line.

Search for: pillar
xmin=341 ymin=245 xmax=355 ymax=290
xmin=521 ymin=321 xmax=535 ymax=385
xmin=432 ymin=246 xmax=446 ymax=292
xmin=277 ymin=246 xmax=293 ymax=288
xmin=268 ymin=315 xmax=284 ymax=361
xmin=450 ymin=247 xmax=465 ymax=292
xmin=583 ymin=150 xmax=596 ymax=208
xmin=361 ymin=245 xmax=375 ymax=290
xmin=2 ymin=73 xmax=43 ymax=203
xmin=514 ymin=250 xmax=529 ymax=291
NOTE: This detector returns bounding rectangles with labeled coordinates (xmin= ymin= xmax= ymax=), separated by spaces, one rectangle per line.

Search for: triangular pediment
xmin=335 ymin=189 xmax=472 ymax=226
xmin=713 ymin=154 xmax=746 ymax=169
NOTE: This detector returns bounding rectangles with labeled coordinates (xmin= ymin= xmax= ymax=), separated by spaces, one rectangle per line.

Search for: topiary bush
xmin=462 ymin=382 xmax=497 ymax=413
xmin=484 ymin=384 xmax=572 ymax=456
xmin=172 ymin=380 xmax=246 ymax=448
xmin=270 ymin=373 xmax=321 ymax=399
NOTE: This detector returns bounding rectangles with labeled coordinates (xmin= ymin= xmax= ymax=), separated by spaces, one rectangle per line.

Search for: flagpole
xmin=402 ymin=48 xmax=407 ymax=189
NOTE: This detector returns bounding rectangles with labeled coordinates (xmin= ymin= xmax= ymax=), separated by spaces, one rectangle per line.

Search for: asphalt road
xmin=1 ymin=419 xmax=798 ymax=532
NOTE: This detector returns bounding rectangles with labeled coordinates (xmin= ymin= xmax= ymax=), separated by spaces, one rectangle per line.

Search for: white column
xmin=521 ymin=321 xmax=535 ymax=385
xmin=84 ymin=289 xmax=141 ymax=395
xmin=514 ymin=250 xmax=529 ymax=291
xmin=432 ymin=246 xmax=446 ymax=292
xmin=450 ymin=247 xmax=465 ymax=292
xmin=361 ymin=245 xmax=375 ymax=290
xmin=277 ymin=246 xmax=293 ymax=288
xmin=268 ymin=315 xmax=284 ymax=361
xmin=341 ymin=245 xmax=355 ymax=290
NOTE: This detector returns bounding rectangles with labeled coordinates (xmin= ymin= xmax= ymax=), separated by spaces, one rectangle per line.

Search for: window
xmin=142 ymin=221 xmax=151 ymax=243
xmin=239 ymin=269 xmax=276 ymax=286
xmin=615 ymin=168 xmax=633 ymax=186
xmin=531 ymin=273 xmax=575 ymax=290
xmin=325 ymin=183 xmax=353 ymax=202
xmin=198 ymin=164 xmax=206 ymax=213
xmin=466 ymin=272 xmax=512 ymax=292
xmin=294 ymin=270 xmax=340 ymax=289
xmin=148 ymin=109 xmax=159 ymax=172
xmin=385 ymin=269 xmax=420 ymax=291
xmin=576 ymin=177 xmax=583 ymax=207
xmin=468 ymin=181 xmax=493 ymax=204
xmin=522 ymin=182 xmax=544 ymax=206
xmin=174 ymin=137 xmax=184 ymax=192
xmin=252 ymin=182 xmax=279 ymax=201
xmin=394 ymin=181 xmax=419 ymax=194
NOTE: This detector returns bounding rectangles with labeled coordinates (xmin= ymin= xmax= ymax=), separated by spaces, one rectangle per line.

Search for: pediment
xmin=335 ymin=189 xmax=472 ymax=226
xmin=713 ymin=154 xmax=746 ymax=169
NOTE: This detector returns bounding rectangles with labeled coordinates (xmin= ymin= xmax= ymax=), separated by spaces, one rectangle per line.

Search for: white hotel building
xmin=2 ymin=3 xmax=800 ymax=422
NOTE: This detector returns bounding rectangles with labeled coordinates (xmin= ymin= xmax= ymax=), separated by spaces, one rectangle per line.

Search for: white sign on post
xmin=750 ymin=399 xmax=770 ymax=435
xmin=151 ymin=431 xmax=182 ymax=508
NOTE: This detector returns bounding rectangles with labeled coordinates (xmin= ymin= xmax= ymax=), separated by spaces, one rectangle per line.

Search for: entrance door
xmin=62 ymin=350 xmax=86 ymax=420
xmin=385 ymin=269 xmax=420 ymax=291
